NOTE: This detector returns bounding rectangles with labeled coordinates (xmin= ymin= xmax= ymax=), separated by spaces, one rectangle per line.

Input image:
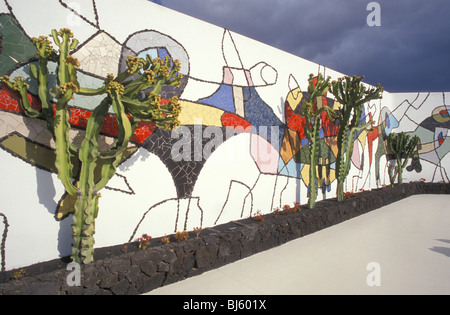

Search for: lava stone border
xmin=1 ymin=182 xmax=449 ymax=295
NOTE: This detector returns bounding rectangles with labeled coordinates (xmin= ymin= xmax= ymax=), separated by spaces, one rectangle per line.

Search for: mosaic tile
xmin=221 ymin=112 xmax=251 ymax=130
xmin=122 ymin=30 xmax=189 ymax=75
xmin=142 ymin=127 xmax=198 ymax=198
xmin=352 ymin=139 xmax=363 ymax=170
xmin=281 ymin=128 xmax=302 ymax=164
xmin=0 ymin=14 xmax=36 ymax=76
xmin=69 ymin=73 xmax=106 ymax=111
xmin=73 ymin=31 xmax=122 ymax=78
xmin=199 ymin=84 xmax=235 ymax=113
xmin=179 ymin=100 xmax=224 ymax=127
xmin=181 ymin=77 xmax=220 ymax=102
xmin=7 ymin=0 xmax=98 ymax=42
xmin=250 ymin=133 xmax=280 ymax=175
xmin=0 ymin=132 xmax=59 ymax=173
xmin=143 ymin=125 xmax=239 ymax=198
xmin=119 ymin=30 xmax=189 ymax=99
xmin=285 ymin=102 xmax=307 ymax=140
xmin=243 ymin=87 xmax=284 ymax=149
xmin=279 ymin=157 xmax=303 ymax=177
xmin=232 ymin=85 xmax=245 ymax=117
xmin=0 ymin=86 xmax=156 ymax=144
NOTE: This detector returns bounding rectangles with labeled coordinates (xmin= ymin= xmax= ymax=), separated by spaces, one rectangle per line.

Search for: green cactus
xmin=387 ymin=132 xmax=419 ymax=186
xmin=1 ymin=29 xmax=182 ymax=264
xmin=301 ymin=73 xmax=337 ymax=209
xmin=330 ymin=76 xmax=383 ymax=201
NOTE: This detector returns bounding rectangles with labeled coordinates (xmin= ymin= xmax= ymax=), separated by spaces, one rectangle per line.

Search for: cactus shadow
xmin=34 ymin=169 xmax=72 ymax=257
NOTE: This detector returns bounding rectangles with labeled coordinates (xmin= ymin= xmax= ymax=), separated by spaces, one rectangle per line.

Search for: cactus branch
xmin=330 ymin=75 xmax=383 ymax=201
xmin=300 ymin=73 xmax=336 ymax=209
xmin=387 ymin=132 xmax=419 ymax=185
xmin=3 ymin=28 xmax=183 ymax=264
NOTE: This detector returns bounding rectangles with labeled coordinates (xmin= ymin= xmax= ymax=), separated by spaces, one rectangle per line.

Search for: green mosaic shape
xmin=293 ymin=138 xmax=336 ymax=165
xmin=0 ymin=14 xmax=37 ymax=76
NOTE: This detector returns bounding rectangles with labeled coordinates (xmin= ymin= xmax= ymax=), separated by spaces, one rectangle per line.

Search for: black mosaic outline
xmin=121 ymin=29 xmax=191 ymax=73
xmin=243 ymin=173 xmax=261 ymax=217
xmin=104 ymin=173 xmax=135 ymax=195
xmin=251 ymin=62 xmax=279 ymax=87
xmin=58 ymin=0 xmax=100 ymax=29
xmin=2 ymin=0 xmax=12 ymax=15
xmin=431 ymin=160 xmax=450 ymax=183
xmin=128 ymin=196 xmax=205 ymax=242
xmin=393 ymin=92 xmax=430 ymax=128
xmin=214 ymin=179 xmax=253 ymax=225
xmin=0 ymin=33 xmax=4 ymax=55
xmin=221 ymin=29 xmax=245 ymax=70
xmin=92 ymin=0 xmax=100 ymax=28
xmin=0 ymin=212 xmax=8 ymax=272
xmin=278 ymin=174 xmax=292 ymax=208
xmin=270 ymin=173 xmax=281 ymax=211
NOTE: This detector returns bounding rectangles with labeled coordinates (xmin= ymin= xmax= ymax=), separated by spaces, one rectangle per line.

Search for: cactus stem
xmin=4 ymin=28 xmax=183 ymax=264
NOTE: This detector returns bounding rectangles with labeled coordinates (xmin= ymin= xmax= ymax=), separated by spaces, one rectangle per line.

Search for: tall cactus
xmin=1 ymin=29 xmax=182 ymax=264
xmin=301 ymin=73 xmax=337 ymax=209
xmin=330 ymin=76 xmax=383 ymax=201
xmin=387 ymin=132 xmax=419 ymax=186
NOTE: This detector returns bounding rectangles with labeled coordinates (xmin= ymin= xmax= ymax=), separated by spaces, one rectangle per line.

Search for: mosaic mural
xmin=0 ymin=0 xmax=449 ymax=270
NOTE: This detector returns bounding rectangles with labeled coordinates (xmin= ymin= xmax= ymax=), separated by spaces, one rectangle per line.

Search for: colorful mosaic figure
xmin=136 ymin=29 xmax=282 ymax=199
xmin=404 ymin=104 xmax=450 ymax=181
xmin=282 ymin=75 xmax=340 ymax=196
xmin=373 ymin=94 xmax=450 ymax=184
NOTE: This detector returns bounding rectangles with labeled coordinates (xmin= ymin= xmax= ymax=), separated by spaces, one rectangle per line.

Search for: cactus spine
xmin=387 ymin=132 xmax=419 ymax=186
xmin=301 ymin=74 xmax=337 ymax=209
xmin=330 ymin=76 xmax=383 ymax=201
xmin=1 ymin=29 xmax=182 ymax=264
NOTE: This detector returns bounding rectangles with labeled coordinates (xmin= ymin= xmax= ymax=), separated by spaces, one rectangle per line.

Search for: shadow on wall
xmin=35 ymin=168 xmax=73 ymax=257
xmin=430 ymin=239 xmax=450 ymax=258
xmin=24 ymin=123 xmax=74 ymax=259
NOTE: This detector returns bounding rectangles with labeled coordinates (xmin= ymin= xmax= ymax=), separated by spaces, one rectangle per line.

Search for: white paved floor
xmin=146 ymin=195 xmax=450 ymax=295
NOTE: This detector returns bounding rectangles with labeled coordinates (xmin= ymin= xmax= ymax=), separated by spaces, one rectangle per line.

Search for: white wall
xmin=0 ymin=0 xmax=448 ymax=270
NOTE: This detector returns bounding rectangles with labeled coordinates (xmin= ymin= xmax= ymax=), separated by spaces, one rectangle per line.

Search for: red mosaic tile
xmin=0 ymin=86 xmax=158 ymax=144
xmin=221 ymin=112 xmax=252 ymax=130
xmin=285 ymin=103 xmax=306 ymax=139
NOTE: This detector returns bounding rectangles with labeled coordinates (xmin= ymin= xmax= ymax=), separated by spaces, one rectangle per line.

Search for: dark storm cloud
xmin=155 ymin=0 xmax=450 ymax=92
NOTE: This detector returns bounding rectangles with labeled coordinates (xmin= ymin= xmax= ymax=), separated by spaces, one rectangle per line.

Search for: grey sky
xmin=150 ymin=0 xmax=450 ymax=93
